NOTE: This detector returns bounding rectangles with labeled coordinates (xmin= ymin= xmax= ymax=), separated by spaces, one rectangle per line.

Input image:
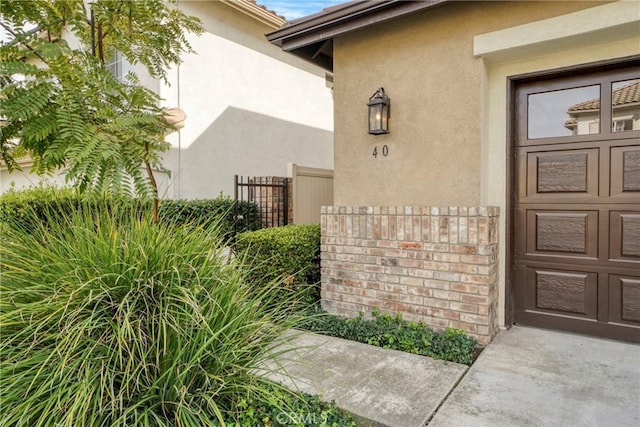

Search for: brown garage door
xmin=514 ymin=65 xmax=640 ymax=343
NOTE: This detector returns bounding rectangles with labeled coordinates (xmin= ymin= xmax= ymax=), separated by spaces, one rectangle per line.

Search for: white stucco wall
xmin=158 ymin=0 xmax=334 ymax=199
xmin=0 ymin=165 xmax=66 ymax=193
xmin=1 ymin=1 xmax=334 ymax=199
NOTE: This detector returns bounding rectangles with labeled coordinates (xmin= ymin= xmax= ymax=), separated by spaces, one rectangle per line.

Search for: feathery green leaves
xmin=0 ymin=0 xmax=202 ymax=199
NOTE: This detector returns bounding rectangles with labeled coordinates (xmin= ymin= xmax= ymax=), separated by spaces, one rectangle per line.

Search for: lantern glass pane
xmin=380 ymin=104 xmax=389 ymax=132
xmin=369 ymin=104 xmax=383 ymax=132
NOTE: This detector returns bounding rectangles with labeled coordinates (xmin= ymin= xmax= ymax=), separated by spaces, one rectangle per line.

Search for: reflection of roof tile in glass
xmin=568 ymin=81 xmax=640 ymax=111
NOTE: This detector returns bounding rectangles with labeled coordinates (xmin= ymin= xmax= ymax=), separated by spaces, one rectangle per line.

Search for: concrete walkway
xmin=429 ymin=326 xmax=640 ymax=427
xmin=266 ymin=327 xmax=640 ymax=427
xmin=265 ymin=331 xmax=468 ymax=426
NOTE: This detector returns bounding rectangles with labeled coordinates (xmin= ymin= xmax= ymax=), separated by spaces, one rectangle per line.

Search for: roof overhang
xmin=266 ymin=0 xmax=450 ymax=71
xmin=221 ymin=0 xmax=285 ymax=29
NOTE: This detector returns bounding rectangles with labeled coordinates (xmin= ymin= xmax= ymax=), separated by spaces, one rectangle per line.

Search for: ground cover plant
xmin=0 ymin=202 xmax=347 ymax=426
xmin=299 ymin=307 xmax=480 ymax=365
xmin=234 ymin=385 xmax=355 ymax=427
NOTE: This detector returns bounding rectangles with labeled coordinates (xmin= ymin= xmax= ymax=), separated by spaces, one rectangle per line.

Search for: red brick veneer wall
xmin=320 ymin=206 xmax=500 ymax=344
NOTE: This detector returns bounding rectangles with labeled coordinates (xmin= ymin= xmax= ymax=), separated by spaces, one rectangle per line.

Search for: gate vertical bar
xmin=283 ymin=178 xmax=288 ymax=226
xmin=275 ymin=177 xmax=280 ymax=227
xmin=233 ymin=174 xmax=239 ymax=240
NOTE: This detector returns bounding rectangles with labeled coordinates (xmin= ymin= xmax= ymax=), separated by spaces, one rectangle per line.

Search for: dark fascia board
xmin=266 ymin=0 xmax=449 ymax=70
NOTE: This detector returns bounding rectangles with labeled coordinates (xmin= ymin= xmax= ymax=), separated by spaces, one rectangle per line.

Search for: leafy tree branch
xmin=1 ymin=0 xmax=202 ymax=215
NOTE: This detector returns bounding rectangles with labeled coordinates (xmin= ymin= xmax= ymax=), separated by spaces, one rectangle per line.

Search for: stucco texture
xmin=159 ymin=0 xmax=334 ymax=199
xmin=332 ymin=1 xmax=606 ymax=206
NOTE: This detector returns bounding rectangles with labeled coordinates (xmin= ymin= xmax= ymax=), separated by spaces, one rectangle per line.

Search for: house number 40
xmin=372 ymin=145 xmax=389 ymax=158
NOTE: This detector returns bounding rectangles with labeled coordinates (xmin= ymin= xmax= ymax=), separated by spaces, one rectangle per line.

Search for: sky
xmin=259 ymin=0 xmax=347 ymax=20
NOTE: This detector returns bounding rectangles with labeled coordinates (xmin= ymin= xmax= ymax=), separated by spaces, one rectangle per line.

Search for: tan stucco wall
xmin=332 ymin=1 xmax=607 ymax=206
xmin=331 ymin=0 xmax=639 ymax=330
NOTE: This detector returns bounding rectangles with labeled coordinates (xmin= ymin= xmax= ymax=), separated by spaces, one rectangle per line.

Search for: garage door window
xmin=528 ymin=85 xmax=600 ymax=139
xmin=611 ymin=79 xmax=640 ymax=133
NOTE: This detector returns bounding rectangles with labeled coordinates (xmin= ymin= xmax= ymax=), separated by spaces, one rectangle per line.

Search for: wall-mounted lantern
xmin=368 ymin=87 xmax=390 ymax=135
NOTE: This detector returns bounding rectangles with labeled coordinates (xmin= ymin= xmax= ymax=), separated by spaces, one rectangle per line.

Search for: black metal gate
xmin=234 ymin=175 xmax=289 ymax=229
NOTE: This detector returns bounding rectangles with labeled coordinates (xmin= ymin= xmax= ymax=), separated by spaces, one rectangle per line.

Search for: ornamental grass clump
xmin=0 ymin=202 xmax=301 ymax=426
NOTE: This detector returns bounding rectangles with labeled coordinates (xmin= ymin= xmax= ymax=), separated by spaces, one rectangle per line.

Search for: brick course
xmin=321 ymin=206 xmax=499 ymax=344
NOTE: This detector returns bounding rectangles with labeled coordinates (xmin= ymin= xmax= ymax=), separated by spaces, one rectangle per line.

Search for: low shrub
xmin=0 ymin=203 xmax=300 ymax=426
xmin=299 ymin=307 xmax=480 ymax=365
xmin=235 ymin=224 xmax=321 ymax=305
xmin=159 ymin=196 xmax=261 ymax=241
xmin=0 ymin=184 xmax=85 ymax=231
xmin=0 ymin=186 xmax=260 ymax=241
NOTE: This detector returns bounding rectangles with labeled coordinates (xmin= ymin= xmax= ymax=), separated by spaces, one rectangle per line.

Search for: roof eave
xmin=613 ymin=101 xmax=640 ymax=109
xmin=221 ymin=0 xmax=285 ymax=29
xmin=266 ymin=0 xmax=450 ymax=71
xmin=568 ymin=108 xmax=600 ymax=114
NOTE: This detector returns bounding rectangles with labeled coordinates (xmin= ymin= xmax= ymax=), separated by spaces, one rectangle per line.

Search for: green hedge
xmin=0 ymin=186 xmax=261 ymax=241
xmin=235 ymin=224 xmax=321 ymax=305
xmin=0 ymin=186 xmax=95 ymax=233
xmin=158 ymin=197 xmax=261 ymax=241
xmin=0 ymin=185 xmax=78 ymax=221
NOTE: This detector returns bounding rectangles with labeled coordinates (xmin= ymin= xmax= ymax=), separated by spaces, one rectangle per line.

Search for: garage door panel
xmin=536 ymin=271 xmax=591 ymax=315
xmin=536 ymin=213 xmax=587 ymax=253
xmin=611 ymin=146 xmax=640 ymax=200
xmin=609 ymin=211 xmax=640 ymax=262
xmin=524 ymin=266 xmax=598 ymax=320
xmin=524 ymin=149 xmax=599 ymax=200
xmin=609 ymin=275 xmax=640 ymax=326
xmin=526 ymin=210 xmax=598 ymax=258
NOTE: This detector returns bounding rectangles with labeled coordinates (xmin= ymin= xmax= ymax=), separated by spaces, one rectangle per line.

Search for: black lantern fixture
xmin=367 ymin=87 xmax=390 ymax=135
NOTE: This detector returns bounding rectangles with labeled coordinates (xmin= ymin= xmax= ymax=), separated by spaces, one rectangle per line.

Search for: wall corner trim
xmin=473 ymin=2 xmax=640 ymax=61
